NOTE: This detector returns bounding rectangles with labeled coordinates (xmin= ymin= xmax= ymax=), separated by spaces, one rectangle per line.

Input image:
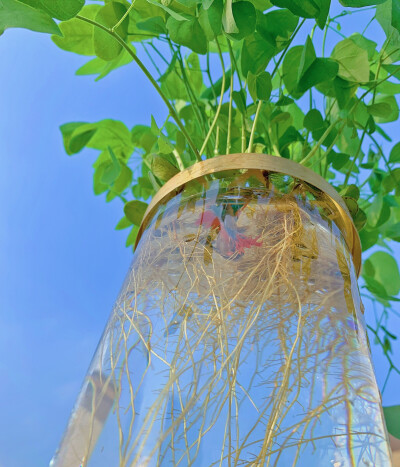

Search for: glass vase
xmin=51 ymin=154 xmax=392 ymax=467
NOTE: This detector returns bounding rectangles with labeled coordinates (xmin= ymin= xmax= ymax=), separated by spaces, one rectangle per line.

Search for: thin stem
xmin=300 ymin=119 xmax=341 ymax=165
xmin=247 ymin=100 xmax=263 ymax=153
xmin=214 ymin=126 xmax=220 ymax=156
xmin=245 ymin=18 xmax=306 ymax=154
xmin=206 ymin=51 xmax=218 ymax=104
xmin=200 ymin=37 xmax=226 ymax=157
xmin=141 ymin=42 xmax=162 ymax=77
xmin=271 ymin=19 xmax=306 ymax=79
xmin=112 ymin=0 xmax=136 ymax=32
xmin=149 ymin=42 xmax=169 ymax=66
xmin=76 ymin=14 xmax=201 ymax=162
xmin=173 ymin=43 xmax=208 ymax=139
xmin=241 ymin=115 xmax=246 ymax=153
xmin=227 ymin=40 xmax=235 ymax=154
xmin=322 ymin=19 xmax=330 ymax=57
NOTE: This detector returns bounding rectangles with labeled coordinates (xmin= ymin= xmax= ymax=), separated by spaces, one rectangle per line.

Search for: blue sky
xmin=0 ymin=6 xmax=399 ymax=467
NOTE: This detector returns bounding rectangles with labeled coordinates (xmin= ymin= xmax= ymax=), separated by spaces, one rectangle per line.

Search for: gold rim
xmin=135 ymin=154 xmax=362 ymax=277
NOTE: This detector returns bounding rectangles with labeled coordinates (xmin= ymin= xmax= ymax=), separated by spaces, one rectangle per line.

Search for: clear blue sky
xmin=0 ymin=7 xmax=399 ymax=467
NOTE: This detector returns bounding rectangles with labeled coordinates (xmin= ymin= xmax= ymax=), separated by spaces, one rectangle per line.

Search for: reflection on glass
xmin=51 ymin=170 xmax=392 ymax=467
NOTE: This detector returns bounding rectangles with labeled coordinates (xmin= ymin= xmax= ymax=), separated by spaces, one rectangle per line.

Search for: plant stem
xmin=247 ymin=100 xmax=263 ymax=153
xmin=300 ymin=119 xmax=341 ymax=165
xmin=246 ymin=19 xmax=306 ymax=155
xmin=241 ymin=115 xmax=246 ymax=153
xmin=142 ymin=42 xmax=162 ymax=77
xmin=200 ymin=37 xmax=226 ymax=157
xmin=173 ymin=149 xmax=185 ymax=171
xmin=214 ymin=126 xmax=220 ymax=156
xmin=227 ymin=40 xmax=235 ymax=154
xmin=322 ymin=18 xmax=330 ymax=57
xmin=271 ymin=19 xmax=306 ymax=79
xmin=206 ymin=51 xmax=218 ymax=104
xmin=76 ymin=14 xmax=201 ymax=162
xmin=112 ymin=0 xmax=137 ymax=32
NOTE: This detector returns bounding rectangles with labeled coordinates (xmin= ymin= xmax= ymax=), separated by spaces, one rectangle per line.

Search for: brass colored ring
xmin=135 ymin=154 xmax=362 ymax=277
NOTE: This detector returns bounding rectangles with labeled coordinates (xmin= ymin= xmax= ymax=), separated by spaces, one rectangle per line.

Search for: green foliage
xmin=124 ymin=200 xmax=148 ymax=225
xmin=383 ymin=406 xmax=400 ymax=439
xmin=167 ymin=16 xmax=207 ymax=54
xmin=363 ymin=251 xmax=400 ymax=297
xmin=94 ymin=2 xmax=129 ymax=61
xmin=52 ymin=5 xmax=101 ymax=55
xmin=247 ymin=71 xmax=272 ymax=101
xmin=0 ymin=0 xmax=61 ymax=35
xmin=35 ymin=0 xmax=84 ymax=21
xmin=6 ymin=0 xmax=400 ymax=426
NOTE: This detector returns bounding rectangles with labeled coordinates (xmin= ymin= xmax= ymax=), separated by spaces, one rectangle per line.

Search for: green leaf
xmin=186 ymin=53 xmax=203 ymax=95
xmin=158 ymin=133 xmax=175 ymax=153
xmin=368 ymin=193 xmax=384 ymax=227
xmin=373 ymin=95 xmax=399 ymax=123
xmin=52 ymin=5 xmax=101 ymax=55
xmin=341 ymin=184 xmax=360 ymax=200
xmin=112 ymin=163 xmax=132 ymax=194
xmin=124 ymin=200 xmax=148 ymax=226
xmin=0 ymin=0 xmax=60 ymax=35
xmin=282 ymin=46 xmax=305 ymax=98
xmin=63 ymin=119 xmax=132 ymax=156
xmin=146 ymin=0 xmax=188 ymax=21
xmin=93 ymin=163 xmax=109 ymax=195
xmin=304 ymin=109 xmax=324 ymax=131
xmin=298 ymin=36 xmax=316 ymax=83
xmin=385 ymin=222 xmax=400 ymax=241
xmin=376 ymin=1 xmax=400 ymax=63
xmin=256 ymin=8 xmax=298 ymax=50
xmin=136 ymin=16 xmax=167 ymax=35
xmin=339 ymin=0 xmax=386 ymax=6
xmin=101 ymin=147 xmax=121 ymax=184
xmin=367 ymin=102 xmax=393 ymax=118
xmin=353 ymin=208 xmax=367 ymax=231
xmin=148 ymin=170 xmax=161 ymax=191
xmin=224 ymin=1 xmax=256 ymax=41
xmin=393 ymin=0 xmax=400 ymax=33
xmin=60 ymin=122 xmax=97 ymax=155
xmin=151 ymin=154 xmax=179 ymax=181
xmin=270 ymin=0 xmax=320 ymax=18
xmin=160 ymin=62 xmax=188 ymax=100
xmin=247 ymin=71 xmax=272 ymax=102
xmin=331 ymin=38 xmax=369 ymax=83
xmin=94 ymin=2 xmax=129 ymax=61
xmin=359 ymin=228 xmax=378 ymax=251
xmin=241 ymin=32 xmax=275 ymax=77
xmin=298 ymin=58 xmax=338 ymax=92
xmin=39 ymin=0 xmax=84 ymax=21
xmin=327 ymin=151 xmax=350 ymax=170
xmin=364 ymin=251 xmax=400 ymax=296
xmin=382 ymin=64 xmax=400 ymax=81
xmin=389 ymin=142 xmax=400 ymax=163
xmin=201 ymin=69 xmax=232 ymax=100
xmin=131 ymin=125 xmax=157 ymax=152
xmin=115 ymin=216 xmax=132 ymax=230
xmin=167 ymin=16 xmax=207 ymax=54
xmin=315 ymin=0 xmax=331 ymax=29
xmin=222 ymin=0 xmax=238 ymax=33
xmin=76 ymin=48 xmax=133 ymax=81
xmin=125 ymin=225 xmax=139 ymax=247
xmin=200 ymin=0 xmax=222 ymax=36
xmin=350 ymin=33 xmax=377 ymax=60
xmin=232 ymin=89 xmax=247 ymax=114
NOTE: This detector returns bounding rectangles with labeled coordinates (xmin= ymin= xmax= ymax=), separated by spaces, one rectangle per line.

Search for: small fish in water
xmin=195 ymin=204 xmax=262 ymax=257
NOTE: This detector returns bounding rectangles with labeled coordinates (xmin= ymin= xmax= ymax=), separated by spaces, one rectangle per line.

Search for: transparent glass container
xmin=51 ymin=162 xmax=392 ymax=467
